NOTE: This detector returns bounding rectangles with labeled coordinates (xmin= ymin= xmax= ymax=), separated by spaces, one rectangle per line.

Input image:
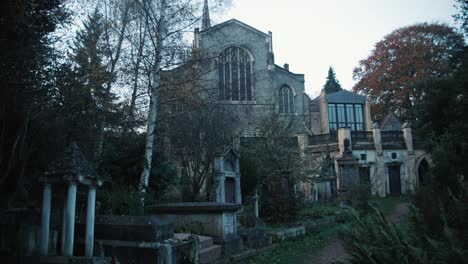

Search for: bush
xmin=297 ymin=203 xmax=339 ymax=221
xmin=337 ymin=184 xmax=371 ymax=214
xmin=340 ymin=191 xmax=468 ymax=264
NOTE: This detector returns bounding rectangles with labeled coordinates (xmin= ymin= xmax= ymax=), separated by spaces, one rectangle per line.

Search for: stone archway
xmin=418 ymin=158 xmax=431 ymax=186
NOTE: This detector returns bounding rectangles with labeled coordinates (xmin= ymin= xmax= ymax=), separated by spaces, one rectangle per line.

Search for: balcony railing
xmin=351 ymin=131 xmax=374 ymax=142
xmin=309 ymin=132 xmax=338 ymax=145
xmin=381 ymin=131 xmax=404 ymax=143
xmin=351 ymin=131 xmax=375 ymax=149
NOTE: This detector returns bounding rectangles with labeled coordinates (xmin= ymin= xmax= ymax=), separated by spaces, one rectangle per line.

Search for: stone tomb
xmin=214 ymin=147 xmax=242 ymax=204
xmin=336 ymin=138 xmax=360 ymax=191
xmin=148 ymin=202 xmax=243 ymax=255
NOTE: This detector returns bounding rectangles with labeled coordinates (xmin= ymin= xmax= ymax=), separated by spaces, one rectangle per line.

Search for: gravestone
xmin=336 ymin=138 xmax=359 ymax=191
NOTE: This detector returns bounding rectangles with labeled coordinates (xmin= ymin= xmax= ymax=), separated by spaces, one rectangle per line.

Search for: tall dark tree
xmin=323 ymin=66 xmax=343 ymax=94
xmin=0 ymin=0 xmax=68 ymax=207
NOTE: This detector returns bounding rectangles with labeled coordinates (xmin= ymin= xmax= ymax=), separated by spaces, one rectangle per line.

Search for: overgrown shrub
xmin=341 ymin=198 xmax=468 ymax=264
xmin=337 ymin=184 xmax=371 ymax=214
xmin=297 ymin=203 xmax=339 ymax=221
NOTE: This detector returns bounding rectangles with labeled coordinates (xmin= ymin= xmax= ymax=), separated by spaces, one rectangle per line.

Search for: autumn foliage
xmin=352 ymin=23 xmax=465 ymax=120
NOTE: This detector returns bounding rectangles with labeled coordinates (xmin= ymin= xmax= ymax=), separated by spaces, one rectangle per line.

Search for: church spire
xmin=201 ymin=0 xmax=211 ymax=30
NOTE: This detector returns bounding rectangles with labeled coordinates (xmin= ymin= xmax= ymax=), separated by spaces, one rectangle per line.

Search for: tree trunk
xmin=94 ymin=2 xmax=130 ymax=163
xmin=139 ymin=0 xmax=167 ymax=194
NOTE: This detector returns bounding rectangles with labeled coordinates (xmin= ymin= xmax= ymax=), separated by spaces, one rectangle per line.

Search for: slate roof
xmin=379 ymin=113 xmax=402 ymax=130
xmin=45 ymin=142 xmax=99 ymax=185
xmin=325 ymin=90 xmax=366 ymax=104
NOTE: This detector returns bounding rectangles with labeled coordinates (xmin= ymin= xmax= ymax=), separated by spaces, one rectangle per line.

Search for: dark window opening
xmin=279 ymin=86 xmax=295 ymax=114
xmin=328 ymin=103 xmax=365 ymax=131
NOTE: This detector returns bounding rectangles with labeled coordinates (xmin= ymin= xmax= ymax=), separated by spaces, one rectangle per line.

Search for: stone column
xmin=40 ymin=183 xmax=52 ymax=256
xmin=214 ymin=153 xmax=225 ymax=203
xmin=253 ymin=192 xmax=259 ymax=218
xmin=63 ymin=182 xmax=77 ymax=257
xmin=158 ymin=243 xmax=173 ymax=264
xmin=372 ymin=123 xmax=385 ymax=196
xmin=61 ymin=198 xmax=67 ymax=255
xmin=372 ymin=123 xmax=382 ymax=156
xmin=402 ymin=123 xmax=413 ymax=154
xmin=402 ymin=123 xmax=416 ymax=191
xmin=85 ymin=186 xmax=96 ymax=257
xmin=235 ymin=158 xmax=242 ymax=204
xmin=296 ymin=132 xmax=309 ymax=157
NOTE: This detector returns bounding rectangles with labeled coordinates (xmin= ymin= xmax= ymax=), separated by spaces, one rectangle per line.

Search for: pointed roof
xmin=44 ymin=142 xmax=101 ymax=186
xmin=200 ymin=18 xmax=269 ymax=37
xmin=201 ymin=0 xmax=211 ymax=30
xmin=380 ymin=113 xmax=402 ymax=131
xmin=325 ymin=90 xmax=366 ymax=104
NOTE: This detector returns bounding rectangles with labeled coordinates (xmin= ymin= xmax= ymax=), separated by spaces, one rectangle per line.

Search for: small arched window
xmin=218 ymin=46 xmax=253 ymax=101
xmin=279 ymin=86 xmax=295 ymax=114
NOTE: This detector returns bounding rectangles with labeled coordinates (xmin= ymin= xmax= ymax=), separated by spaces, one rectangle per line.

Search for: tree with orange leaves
xmin=352 ymin=23 xmax=465 ymax=121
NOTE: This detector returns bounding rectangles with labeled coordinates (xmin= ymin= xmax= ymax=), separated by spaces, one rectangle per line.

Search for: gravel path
xmin=304 ymin=203 xmax=409 ymax=264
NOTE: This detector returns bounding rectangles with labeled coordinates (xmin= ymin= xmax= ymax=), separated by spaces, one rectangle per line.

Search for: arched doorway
xmin=418 ymin=159 xmax=430 ymax=186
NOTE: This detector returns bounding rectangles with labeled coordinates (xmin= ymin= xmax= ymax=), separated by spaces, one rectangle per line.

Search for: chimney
xmin=284 ymin=63 xmax=289 ymax=71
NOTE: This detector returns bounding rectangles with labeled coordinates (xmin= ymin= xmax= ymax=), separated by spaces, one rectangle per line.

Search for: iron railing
xmin=381 ymin=131 xmax=405 ymax=143
xmin=351 ymin=131 xmax=374 ymax=142
xmin=309 ymin=132 xmax=338 ymax=145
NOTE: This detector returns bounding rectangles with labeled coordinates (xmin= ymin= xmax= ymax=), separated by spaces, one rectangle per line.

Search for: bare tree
xmin=136 ymin=0 xmax=230 ymax=196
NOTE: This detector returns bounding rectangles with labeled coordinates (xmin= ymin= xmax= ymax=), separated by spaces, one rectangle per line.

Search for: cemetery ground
xmin=241 ymin=196 xmax=409 ymax=264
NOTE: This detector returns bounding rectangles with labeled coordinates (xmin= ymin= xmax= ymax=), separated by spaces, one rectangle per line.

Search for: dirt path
xmin=304 ymin=203 xmax=409 ymax=264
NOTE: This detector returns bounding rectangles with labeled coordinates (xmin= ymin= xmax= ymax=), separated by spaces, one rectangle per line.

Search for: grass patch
xmin=297 ymin=202 xmax=341 ymax=222
xmin=246 ymin=225 xmax=342 ymax=264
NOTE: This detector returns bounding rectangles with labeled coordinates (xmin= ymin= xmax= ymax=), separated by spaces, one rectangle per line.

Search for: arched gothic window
xmin=218 ymin=46 xmax=253 ymax=101
xmin=279 ymin=86 xmax=295 ymax=114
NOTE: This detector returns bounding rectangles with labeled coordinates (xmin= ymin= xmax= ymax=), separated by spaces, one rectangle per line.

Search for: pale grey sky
xmin=214 ymin=0 xmax=458 ymax=97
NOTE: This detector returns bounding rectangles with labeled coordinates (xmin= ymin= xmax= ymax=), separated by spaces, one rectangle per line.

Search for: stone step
xmin=199 ymin=245 xmax=222 ymax=264
xmin=173 ymin=233 xmax=214 ymax=249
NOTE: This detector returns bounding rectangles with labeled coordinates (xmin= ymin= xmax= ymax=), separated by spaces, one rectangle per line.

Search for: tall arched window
xmin=218 ymin=46 xmax=253 ymax=101
xmin=279 ymin=86 xmax=295 ymax=114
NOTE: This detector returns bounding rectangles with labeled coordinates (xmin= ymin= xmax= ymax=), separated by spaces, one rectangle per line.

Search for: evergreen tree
xmin=72 ymin=9 xmax=109 ymax=114
xmin=323 ymin=66 xmax=343 ymax=94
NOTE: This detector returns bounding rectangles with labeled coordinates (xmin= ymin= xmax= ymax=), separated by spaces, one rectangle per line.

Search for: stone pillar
xmin=402 ymin=123 xmax=413 ymax=154
xmin=372 ymin=123 xmax=385 ymax=196
xmin=235 ymin=158 xmax=242 ymax=204
xmin=85 ymin=186 xmax=96 ymax=257
xmin=214 ymin=153 xmax=225 ymax=203
xmin=253 ymin=191 xmax=259 ymax=218
xmin=63 ymin=182 xmax=77 ymax=257
xmin=61 ymin=198 xmax=68 ymax=255
xmin=296 ymin=132 xmax=308 ymax=157
xmin=40 ymin=183 xmax=52 ymax=256
xmin=216 ymin=176 xmax=226 ymax=203
xmin=372 ymin=123 xmax=382 ymax=156
xmin=158 ymin=243 xmax=173 ymax=264
xmin=402 ymin=123 xmax=416 ymax=191
xmin=337 ymin=127 xmax=352 ymax=153
xmin=364 ymin=101 xmax=373 ymax=131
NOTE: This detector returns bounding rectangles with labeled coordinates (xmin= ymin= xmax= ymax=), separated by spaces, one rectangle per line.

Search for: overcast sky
xmin=213 ymin=0 xmax=459 ymax=97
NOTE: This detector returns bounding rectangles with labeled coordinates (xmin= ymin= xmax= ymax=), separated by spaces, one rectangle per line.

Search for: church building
xmin=160 ymin=0 xmax=431 ymax=200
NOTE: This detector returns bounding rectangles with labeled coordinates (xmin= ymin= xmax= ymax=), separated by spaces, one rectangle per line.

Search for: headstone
xmin=336 ymin=138 xmax=359 ymax=191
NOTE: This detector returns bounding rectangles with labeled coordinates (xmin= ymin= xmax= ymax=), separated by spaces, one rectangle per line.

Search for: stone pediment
xmin=223 ymin=148 xmax=238 ymax=172
xmin=201 ymin=18 xmax=269 ymax=38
